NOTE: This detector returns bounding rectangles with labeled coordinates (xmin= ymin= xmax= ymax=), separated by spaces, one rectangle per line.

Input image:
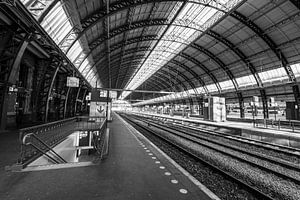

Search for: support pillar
xmin=63 ymin=87 xmax=71 ymax=118
xmin=74 ymin=86 xmax=81 ymax=114
xmin=0 ymin=34 xmax=31 ymax=130
xmin=81 ymin=89 xmax=87 ymax=113
xmin=292 ymin=84 xmax=300 ymax=120
xmin=237 ymin=92 xmax=244 ymax=118
xmin=260 ymin=89 xmax=269 ymax=119
xmin=45 ymin=65 xmax=60 ymax=122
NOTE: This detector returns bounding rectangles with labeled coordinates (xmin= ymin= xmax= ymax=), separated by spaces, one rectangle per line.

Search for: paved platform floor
xmin=0 ymin=113 xmax=215 ymax=200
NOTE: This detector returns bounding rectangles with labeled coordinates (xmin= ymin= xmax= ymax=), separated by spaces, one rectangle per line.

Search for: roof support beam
xmin=104 ymin=0 xmax=111 ymax=88
xmin=179 ymin=53 xmax=221 ymax=93
xmin=123 ymin=2 xmax=188 ymax=90
xmin=95 ymin=46 xmax=209 ymax=94
xmin=115 ymin=7 xmax=135 ymax=88
xmin=65 ymin=0 xmax=229 ymax=55
xmin=155 ymin=72 xmax=190 ymax=105
xmin=161 ymin=66 xmax=197 ymax=106
xmin=168 ymin=60 xmax=208 ymax=94
xmin=142 ymin=75 xmax=184 ymax=105
xmin=230 ymin=11 xmax=296 ymax=84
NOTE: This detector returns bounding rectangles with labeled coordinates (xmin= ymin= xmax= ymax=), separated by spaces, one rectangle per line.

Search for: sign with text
xmin=99 ymin=90 xmax=107 ymax=97
xmin=109 ymin=91 xmax=117 ymax=99
xmin=67 ymin=77 xmax=79 ymax=87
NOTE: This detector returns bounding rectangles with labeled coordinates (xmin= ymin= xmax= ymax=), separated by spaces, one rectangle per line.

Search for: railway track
xmin=120 ymin=113 xmax=279 ymax=200
xmin=139 ymin=114 xmax=300 ymax=163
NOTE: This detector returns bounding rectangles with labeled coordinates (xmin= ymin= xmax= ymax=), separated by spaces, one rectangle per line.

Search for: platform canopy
xmin=20 ymin=0 xmax=300 ymax=103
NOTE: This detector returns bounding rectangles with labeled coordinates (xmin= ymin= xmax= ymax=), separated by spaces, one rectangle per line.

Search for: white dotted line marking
xmin=151 ymin=157 xmax=156 ymax=159
xmin=159 ymin=166 xmax=165 ymax=169
xmin=164 ymin=172 xmax=171 ymax=176
xmin=171 ymin=179 xmax=178 ymax=184
xmin=155 ymin=161 xmax=160 ymax=164
xmin=148 ymin=153 xmax=153 ymax=156
xmin=179 ymin=189 xmax=188 ymax=194
xmin=146 ymin=150 xmax=150 ymax=152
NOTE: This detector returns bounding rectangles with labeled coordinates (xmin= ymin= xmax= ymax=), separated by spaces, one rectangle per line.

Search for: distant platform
xmin=128 ymin=111 xmax=300 ymax=149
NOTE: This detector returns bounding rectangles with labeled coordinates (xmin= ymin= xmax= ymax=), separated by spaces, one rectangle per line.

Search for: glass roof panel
xmin=21 ymin=1 xmax=101 ymax=87
xmin=120 ymin=0 xmax=241 ymax=99
xmin=236 ymin=75 xmax=256 ymax=87
xmin=258 ymin=67 xmax=288 ymax=83
xmin=219 ymin=80 xmax=234 ymax=90
xmin=291 ymin=63 xmax=300 ymax=77
xmin=206 ymin=84 xmax=218 ymax=92
xmin=67 ymin=41 xmax=82 ymax=62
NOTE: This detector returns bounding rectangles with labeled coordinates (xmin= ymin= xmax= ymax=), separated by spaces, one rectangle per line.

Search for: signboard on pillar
xmin=67 ymin=77 xmax=79 ymax=87
xmin=90 ymin=89 xmax=112 ymax=121
xmin=86 ymin=92 xmax=91 ymax=101
xmin=269 ymin=97 xmax=275 ymax=107
xmin=253 ymin=96 xmax=259 ymax=106
xmin=109 ymin=91 xmax=117 ymax=99
xmin=90 ymin=102 xmax=107 ymax=118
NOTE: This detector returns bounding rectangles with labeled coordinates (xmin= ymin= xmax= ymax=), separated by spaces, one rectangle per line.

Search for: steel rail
xmin=120 ymin=113 xmax=275 ymax=200
xmin=127 ymin=114 xmax=300 ymax=185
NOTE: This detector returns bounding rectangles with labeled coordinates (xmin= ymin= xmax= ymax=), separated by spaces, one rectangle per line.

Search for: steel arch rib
xmin=154 ymin=72 xmax=190 ymax=105
xmin=158 ymin=69 xmax=194 ymax=105
xmin=95 ymin=46 xmax=209 ymax=93
xmin=92 ymin=40 xmax=218 ymax=92
xmin=65 ymin=0 xmax=228 ymax=54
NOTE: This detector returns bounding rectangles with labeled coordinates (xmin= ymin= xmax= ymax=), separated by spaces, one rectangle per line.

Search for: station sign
xmin=99 ymin=89 xmax=107 ymax=97
xmin=86 ymin=92 xmax=91 ymax=100
xmin=67 ymin=77 xmax=79 ymax=87
xmin=109 ymin=91 xmax=118 ymax=99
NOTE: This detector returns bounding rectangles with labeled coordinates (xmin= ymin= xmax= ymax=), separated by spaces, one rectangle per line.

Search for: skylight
xmin=20 ymin=0 xmax=101 ymax=88
xmin=132 ymin=64 xmax=300 ymax=107
xmin=120 ymin=0 xmax=242 ymax=100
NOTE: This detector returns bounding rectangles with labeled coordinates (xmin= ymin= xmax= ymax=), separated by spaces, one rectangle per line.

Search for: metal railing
xmin=18 ymin=116 xmax=107 ymax=167
xmin=254 ymin=119 xmax=300 ymax=132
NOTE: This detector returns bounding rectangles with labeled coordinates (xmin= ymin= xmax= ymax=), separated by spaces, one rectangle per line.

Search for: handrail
xmin=254 ymin=118 xmax=300 ymax=132
xmin=26 ymin=143 xmax=60 ymax=164
xmin=18 ymin=116 xmax=108 ymax=167
xmin=30 ymin=134 xmax=67 ymax=163
xmin=20 ymin=117 xmax=77 ymax=132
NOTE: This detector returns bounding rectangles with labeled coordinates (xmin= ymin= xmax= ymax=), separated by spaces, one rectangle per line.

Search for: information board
xmin=67 ymin=77 xmax=79 ymax=87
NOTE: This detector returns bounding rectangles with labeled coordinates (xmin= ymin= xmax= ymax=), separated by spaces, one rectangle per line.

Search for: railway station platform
xmin=0 ymin=112 xmax=218 ymax=200
xmin=129 ymin=112 xmax=300 ymax=149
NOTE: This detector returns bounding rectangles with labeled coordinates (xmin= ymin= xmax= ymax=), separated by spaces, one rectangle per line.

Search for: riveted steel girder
xmin=74 ymin=86 xmax=81 ymax=114
xmin=157 ymin=71 xmax=194 ymax=106
xmin=147 ymin=76 xmax=174 ymax=92
xmin=115 ymin=7 xmax=136 ymax=88
xmin=161 ymin=66 xmax=197 ymax=105
xmin=230 ymin=11 xmax=295 ymax=84
xmin=89 ymin=19 xmax=166 ymax=49
xmin=65 ymin=0 xmax=229 ymax=54
xmin=170 ymin=59 xmax=208 ymax=94
xmin=152 ymin=73 xmax=186 ymax=104
xmin=179 ymin=53 xmax=221 ymax=93
xmin=161 ymin=67 xmax=195 ymax=91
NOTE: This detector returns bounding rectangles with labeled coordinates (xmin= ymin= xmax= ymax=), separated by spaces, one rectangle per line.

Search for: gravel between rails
xmin=129 ymin=115 xmax=300 ymax=169
xmin=170 ymin=122 xmax=300 ymax=165
xmin=123 ymin=116 xmax=259 ymax=200
xmin=145 ymin=121 xmax=300 ymax=200
xmin=153 ymin=122 xmax=300 ymax=181
xmin=141 ymin=115 xmax=300 ymax=165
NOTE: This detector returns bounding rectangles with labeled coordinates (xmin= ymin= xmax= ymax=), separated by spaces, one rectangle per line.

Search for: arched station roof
xmin=19 ymin=0 xmax=300 ymax=104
